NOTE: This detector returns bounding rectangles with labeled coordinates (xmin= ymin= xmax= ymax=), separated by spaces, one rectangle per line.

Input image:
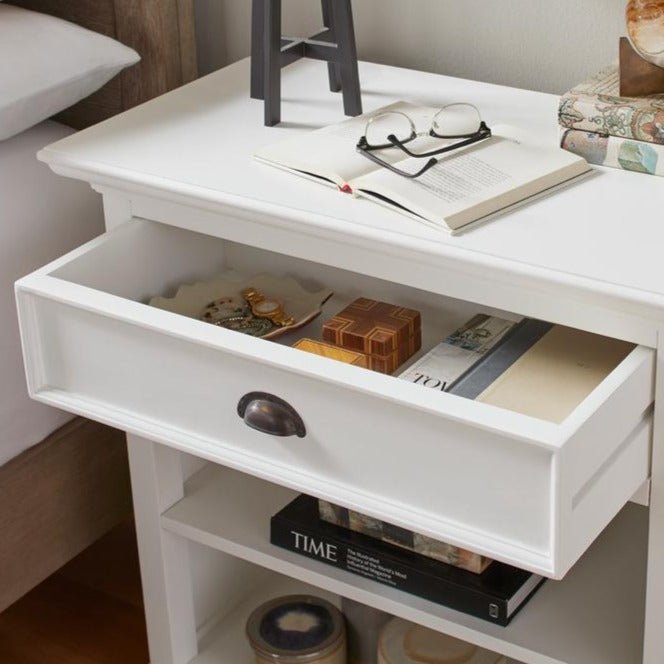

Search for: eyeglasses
xmin=356 ymin=103 xmax=492 ymax=179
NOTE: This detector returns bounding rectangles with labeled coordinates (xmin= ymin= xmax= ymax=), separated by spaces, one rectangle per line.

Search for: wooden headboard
xmin=11 ymin=0 xmax=198 ymax=129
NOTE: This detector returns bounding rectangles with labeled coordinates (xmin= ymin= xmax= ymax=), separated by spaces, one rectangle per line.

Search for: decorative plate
xmin=149 ymin=271 xmax=333 ymax=340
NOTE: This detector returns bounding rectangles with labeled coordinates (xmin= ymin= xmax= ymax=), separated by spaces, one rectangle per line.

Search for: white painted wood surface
xmin=96 ymin=188 xmax=132 ymax=231
xmin=644 ymin=330 xmax=664 ymax=662
xmin=15 ymin=218 xmax=654 ymax=577
xmin=126 ymin=437 xmax=197 ymax=664
xmin=163 ymin=464 xmax=647 ymax=664
xmin=16 ymin=59 xmax=664 ymax=662
xmin=37 ymin=59 xmax=664 ymax=347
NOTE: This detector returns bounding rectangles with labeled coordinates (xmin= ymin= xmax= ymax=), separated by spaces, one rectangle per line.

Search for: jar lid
xmin=378 ymin=618 xmax=501 ymax=664
xmin=246 ymin=595 xmax=345 ymax=663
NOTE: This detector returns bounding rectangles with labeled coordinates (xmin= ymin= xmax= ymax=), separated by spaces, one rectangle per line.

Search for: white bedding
xmin=0 ymin=121 xmax=105 ymax=465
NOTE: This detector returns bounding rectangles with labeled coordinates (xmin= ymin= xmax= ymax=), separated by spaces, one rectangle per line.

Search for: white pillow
xmin=0 ymin=4 xmax=140 ymax=140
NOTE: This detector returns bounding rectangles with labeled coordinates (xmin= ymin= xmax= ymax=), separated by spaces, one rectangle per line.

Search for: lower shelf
xmin=163 ymin=464 xmax=646 ymax=664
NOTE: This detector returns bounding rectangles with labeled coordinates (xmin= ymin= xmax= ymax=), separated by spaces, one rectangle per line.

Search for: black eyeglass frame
xmin=356 ymin=112 xmax=492 ymax=179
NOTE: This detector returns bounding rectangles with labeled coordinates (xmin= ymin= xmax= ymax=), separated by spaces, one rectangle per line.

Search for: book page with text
xmin=352 ymin=127 xmax=589 ymax=231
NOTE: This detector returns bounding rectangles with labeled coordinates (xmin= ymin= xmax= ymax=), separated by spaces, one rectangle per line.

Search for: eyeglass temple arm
xmin=358 ymin=148 xmax=438 ymax=179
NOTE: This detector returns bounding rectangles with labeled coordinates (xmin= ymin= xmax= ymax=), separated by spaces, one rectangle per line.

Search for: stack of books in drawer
xmin=559 ymin=64 xmax=664 ymax=177
xmin=400 ymin=314 xmax=633 ymax=424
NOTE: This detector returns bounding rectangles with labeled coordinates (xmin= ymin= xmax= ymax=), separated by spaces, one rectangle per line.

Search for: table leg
xmin=644 ymin=333 xmax=664 ymax=663
xmin=321 ymin=0 xmax=341 ymax=92
xmin=98 ymin=190 xmax=132 ymax=231
xmin=251 ymin=0 xmax=266 ymax=100
xmin=127 ymin=435 xmax=197 ymax=664
xmin=333 ymin=0 xmax=362 ymax=116
xmin=264 ymin=0 xmax=282 ymax=126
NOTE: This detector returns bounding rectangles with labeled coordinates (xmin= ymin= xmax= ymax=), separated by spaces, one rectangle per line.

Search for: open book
xmin=255 ymin=102 xmax=591 ymax=234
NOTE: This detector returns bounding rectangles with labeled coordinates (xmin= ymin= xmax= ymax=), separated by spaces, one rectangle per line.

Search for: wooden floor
xmin=0 ymin=520 xmax=149 ymax=663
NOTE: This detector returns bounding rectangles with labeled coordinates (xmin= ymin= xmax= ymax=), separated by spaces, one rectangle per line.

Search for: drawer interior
xmin=49 ymin=218 xmax=650 ymax=430
xmin=50 ymin=218 xmax=517 ymax=372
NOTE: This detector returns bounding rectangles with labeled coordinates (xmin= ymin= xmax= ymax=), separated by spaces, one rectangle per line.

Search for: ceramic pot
xmin=246 ymin=595 xmax=346 ymax=664
xmin=377 ymin=617 xmax=504 ymax=664
xmin=626 ymin=0 xmax=664 ymax=68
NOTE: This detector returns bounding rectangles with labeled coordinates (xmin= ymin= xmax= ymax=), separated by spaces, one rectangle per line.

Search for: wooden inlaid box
xmin=322 ymin=298 xmax=421 ymax=374
xmin=292 ymin=338 xmax=368 ymax=368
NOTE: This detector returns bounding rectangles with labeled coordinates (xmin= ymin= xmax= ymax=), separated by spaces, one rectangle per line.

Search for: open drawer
xmin=15 ymin=218 xmax=654 ymax=579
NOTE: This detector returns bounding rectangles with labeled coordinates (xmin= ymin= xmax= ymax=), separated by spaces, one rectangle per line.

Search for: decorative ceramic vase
xmin=626 ymin=0 xmax=664 ymax=68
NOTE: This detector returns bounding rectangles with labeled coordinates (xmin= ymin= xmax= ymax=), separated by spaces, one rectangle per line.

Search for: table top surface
xmin=39 ymin=58 xmax=664 ymax=311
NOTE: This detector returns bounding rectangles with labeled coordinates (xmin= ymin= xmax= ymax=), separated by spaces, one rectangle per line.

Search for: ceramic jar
xmin=246 ymin=595 xmax=346 ymax=664
xmin=378 ymin=617 xmax=504 ymax=664
xmin=626 ymin=0 xmax=664 ymax=68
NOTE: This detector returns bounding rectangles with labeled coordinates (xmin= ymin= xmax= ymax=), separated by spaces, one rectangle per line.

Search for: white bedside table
xmin=15 ymin=59 xmax=664 ymax=663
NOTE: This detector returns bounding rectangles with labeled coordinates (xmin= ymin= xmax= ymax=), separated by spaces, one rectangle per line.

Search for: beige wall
xmin=195 ymin=0 xmax=628 ymax=94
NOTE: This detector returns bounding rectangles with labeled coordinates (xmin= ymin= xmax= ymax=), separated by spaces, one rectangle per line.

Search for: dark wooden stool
xmin=251 ymin=0 xmax=363 ymax=126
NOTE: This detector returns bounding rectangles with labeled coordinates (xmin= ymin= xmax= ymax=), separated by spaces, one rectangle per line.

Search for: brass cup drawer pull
xmin=237 ymin=392 xmax=306 ymax=438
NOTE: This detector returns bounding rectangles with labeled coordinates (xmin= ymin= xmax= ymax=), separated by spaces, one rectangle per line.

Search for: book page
xmin=417 ymin=150 xmax=512 ymax=204
xmin=255 ymin=102 xmax=443 ymax=187
xmin=352 ymin=127 xmax=589 ymax=231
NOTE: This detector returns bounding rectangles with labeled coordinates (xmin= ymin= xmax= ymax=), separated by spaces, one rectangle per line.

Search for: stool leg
xmin=251 ymin=0 xmax=265 ymax=99
xmin=264 ymin=0 xmax=282 ymax=126
xmin=333 ymin=0 xmax=362 ymax=116
xmin=321 ymin=0 xmax=341 ymax=92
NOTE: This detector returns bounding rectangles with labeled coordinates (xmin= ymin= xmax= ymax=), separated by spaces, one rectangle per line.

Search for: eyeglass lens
xmin=364 ymin=111 xmax=415 ymax=148
xmin=364 ymin=104 xmax=483 ymax=149
xmin=432 ymin=103 xmax=482 ymax=137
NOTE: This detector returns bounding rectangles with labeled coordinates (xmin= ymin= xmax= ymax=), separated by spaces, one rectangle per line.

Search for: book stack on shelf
xmin=271 ymin=494 xmax=546 ymax=627
xmin=559 ymin=64 xmax=664 ymax=177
